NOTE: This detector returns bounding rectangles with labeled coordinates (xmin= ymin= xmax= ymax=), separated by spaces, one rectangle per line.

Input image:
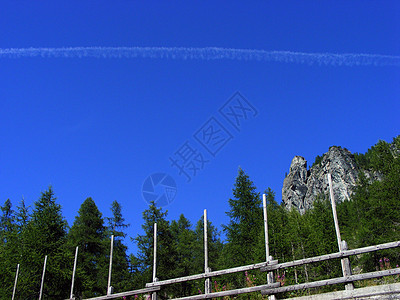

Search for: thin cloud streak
xmin=1 ymin=46 xmax=399 ymax=66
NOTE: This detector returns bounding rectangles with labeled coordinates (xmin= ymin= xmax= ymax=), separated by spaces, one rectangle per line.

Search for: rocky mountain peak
xmin=282 ymin=146 xmax=360 ymax=214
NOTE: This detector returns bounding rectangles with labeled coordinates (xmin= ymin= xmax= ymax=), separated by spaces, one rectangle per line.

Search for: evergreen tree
xmin=303 ymin=198 xmax=341 ymax=283
xmin=134 ymin=201 xmax=175 ymax=288
xmin=194 ymin=214 xmax=223 ymax=291
xmin=67 ymin=197 xmax=107 ymax=298
xmin=255 ymin=188 xmax=289 ymax=263
xmin=346 ymin=137 xmax=400 ymax=271
xmin=106 ymin=200 xmax=131 ymax=293
xmin=19 ymin=187 xmax=70 ymax=299
xmin=15 ymin=197 xmax=29 ymax=234
xmin=286 ymin=207 xmax=310 ymax=285
xmin=169 ymin=214 xmax=197 ymax=297
xmin=128 ymin=253 xmax=143 ymax=288
xmin=0 ymin=199 xmax=14 ymax=238
xmin=223 ymin=167 xmax=263 ymax=268
xmin=0 ymin=199 xmax=18 ymax=299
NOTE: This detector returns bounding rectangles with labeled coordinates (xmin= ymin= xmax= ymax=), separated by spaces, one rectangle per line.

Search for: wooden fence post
xmin=328 ymin=173 xmax=354 ymax=290
xmin=204 ymin=209 xmax=211 ymax=294
xmin=12 ymin=263 xmax=19 ymax=300
xmin=327 ymin=173 xmax=342 ymax=249
xmin=108 ymin=235 xmax=114 ymax=295
xmin=39 ymin=255 xmax=47 ymax=300
xmin=70 ymin=246 xmax=79 ymax=299
xmin=152 ymin=223 xmax=158 ymax=300
xmin=341 ymin=240 xmax=354 ymax=290
xmin=263 ymin=194 xmax=276 ymax=300
xmin=263 ymin=194 xmax=270 ymax=260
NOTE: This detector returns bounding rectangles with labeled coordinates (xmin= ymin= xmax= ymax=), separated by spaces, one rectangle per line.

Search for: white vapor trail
xmin=0 ymin=46 xmax=399 ymax=67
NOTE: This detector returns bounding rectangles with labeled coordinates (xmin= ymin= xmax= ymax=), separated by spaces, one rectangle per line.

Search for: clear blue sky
xmin=1 ymin=1 xmax=399 ymax=254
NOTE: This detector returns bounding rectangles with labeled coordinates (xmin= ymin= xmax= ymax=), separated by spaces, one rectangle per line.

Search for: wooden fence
xmin=146 ymin=240 xmax=400 ymax=300
xmin=10 ymin=173 xmax=400 ymax=299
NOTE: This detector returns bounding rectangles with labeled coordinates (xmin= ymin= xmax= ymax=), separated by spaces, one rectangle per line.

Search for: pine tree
xmin=170 ymin=214 xmax=197 ymax=297
xmin=194 ymin=214 xmax=223 ymax=293
xmin=303 ymin=198 xmax=341 ymax=283
xmin=15 ymin=197 xmax=29 ymax=234
xmin=19 ymin=187 xmax=70 ymax=299
xmin=0 ymin=199 xmax=18 ymax=298
xmin=286 ymin=207 xmax=309 ymax=285
xmin=223 ymin=167 xmax=263 ymax=268
xmin=0 ymin=199 xmax=14 ymax=237
xmin=106 ymin=200 xmax=131 ymax=293
xmin=134 ymin=201 xmax=175 ymax=286
xmin=67 ymin=197 xmax=107 ymax=298
xmin=128 ymin=253 xmax=143 ymax=288
xmin=347 ymin=137 xmax=400 ymax=271
xmin=255 ymin=188 xmax=289 ymax=263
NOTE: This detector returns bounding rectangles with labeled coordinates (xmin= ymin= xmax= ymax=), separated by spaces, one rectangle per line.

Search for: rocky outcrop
xmin=283 ymin=146 xmax=363 ymax=214
xmin=282 ymin=156 xmax=309 ymax=213
xmin=281 ymin=136 xmax=400 ymax=213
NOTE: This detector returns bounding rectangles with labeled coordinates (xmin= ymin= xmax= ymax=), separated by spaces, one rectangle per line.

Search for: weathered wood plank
xmin=262 ymin=267 xmax=400 ymax=295
xmin=79 ymin=286 xmax=160 ymax=300
xmin=39 ymin=255 xmax=47 ymax=300
xmin=261 ymin=241 xmax=400 ymax=272
xmin=145 ymin=260 xmax=278 ymax=287
xmin=281 ymin=282 xmax=400 ymax=300
xmin=172 ymin=282 xmax=281 ymax=300
xmin=152 ymin=223 xmax=157 ymax=300
xmin=12 ymin=264 xmax=19 ymax=300
xmin=341 ymin=240 xmax=354 ymax=290
xmin=70 ymin=246 xmax=79 ymax=299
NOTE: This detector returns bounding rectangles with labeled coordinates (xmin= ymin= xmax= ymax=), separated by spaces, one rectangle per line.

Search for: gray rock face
xmin=282 ymin=146 xmax=362 ymax=214
xmin=282 ymin=156 xmax=309 ymax=213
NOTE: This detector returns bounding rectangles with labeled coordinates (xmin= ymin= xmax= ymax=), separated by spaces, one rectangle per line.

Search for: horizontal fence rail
xmin=172 ymin=282 xmax=281 ymax=300
xmin=76 ymin=286 xmax=160 ymax=300
xmin=282 ymin=282 xmax=400 ymax=300
xmin=142 ymin=240 xmax=400 ymax=299
xmin=260 ymin=241 xmax=400 ymax=272
xmin=262 ymin=268 xmax=400 ymax=295
xmin=17 ymin=194 xmax=399 ymax=300
xmin=146 ymin=260 xmax=278 ymax=287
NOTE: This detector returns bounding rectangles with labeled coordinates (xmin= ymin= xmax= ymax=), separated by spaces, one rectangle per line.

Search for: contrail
xmin=0 ymin=46 xmax=399 ymax=66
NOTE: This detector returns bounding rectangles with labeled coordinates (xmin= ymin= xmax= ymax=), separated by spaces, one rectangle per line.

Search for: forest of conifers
xmin=1 ymin=137 xmax=399 ymax=299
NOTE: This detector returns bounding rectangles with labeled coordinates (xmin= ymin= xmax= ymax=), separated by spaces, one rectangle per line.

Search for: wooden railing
xmin=12 ymin=175 xmax=399 ymax=299
xmin=141 ymin=240 xmax=400 ymax=299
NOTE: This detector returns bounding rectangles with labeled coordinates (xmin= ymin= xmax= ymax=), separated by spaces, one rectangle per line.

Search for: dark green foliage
xmin=106 ymin=200 xmax=131 ymax=293
xmin=339 ymin=137 xmax=400 ymax=272
xmin=0 ymin=199 xmax=18 ymax=299
xmin=311 ymin=154 xmax=324 ymax=168
xmin=220 ymin=167 xmax=264 ymax=291
xmin=223 ymin=167 xmax=263 ymax=268
xmin=0 ymin=199 xmax=14 ymax=238
xmin=19 ymin=187 xmax=70 ymax=299
xmin=169 ymin=214 xmax=196 ymax=296
xmin=0 ymin=136 xmax=398 ymax=299
xmin=15 ymin=198 xmax=29 ymax=233
xmin=194 ymin=215 xmax=223 ymax=273
xmin=67 ymin=197 xmax=108 ymax=298
xmin=353 ymin=152 xmax=369 ymax=169
xmin=303 ymin=199 xmax=342 ymax=281
xmin=134 ymin=201 xmax=176 ymax=288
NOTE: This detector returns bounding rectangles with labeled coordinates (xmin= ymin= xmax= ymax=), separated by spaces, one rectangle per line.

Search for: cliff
xmin=282 ymin=146 xmax=381 ymax=214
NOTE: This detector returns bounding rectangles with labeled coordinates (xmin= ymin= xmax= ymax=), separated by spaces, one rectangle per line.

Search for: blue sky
xmin=1 ymin=1 xmax=399 ymax=253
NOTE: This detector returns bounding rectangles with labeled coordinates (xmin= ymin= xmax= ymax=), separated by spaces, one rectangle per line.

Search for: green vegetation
xmin=311 ymin=154 xmax=324 ymax=168
xmin=0 ymin=137 xmax=399 ymax=299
